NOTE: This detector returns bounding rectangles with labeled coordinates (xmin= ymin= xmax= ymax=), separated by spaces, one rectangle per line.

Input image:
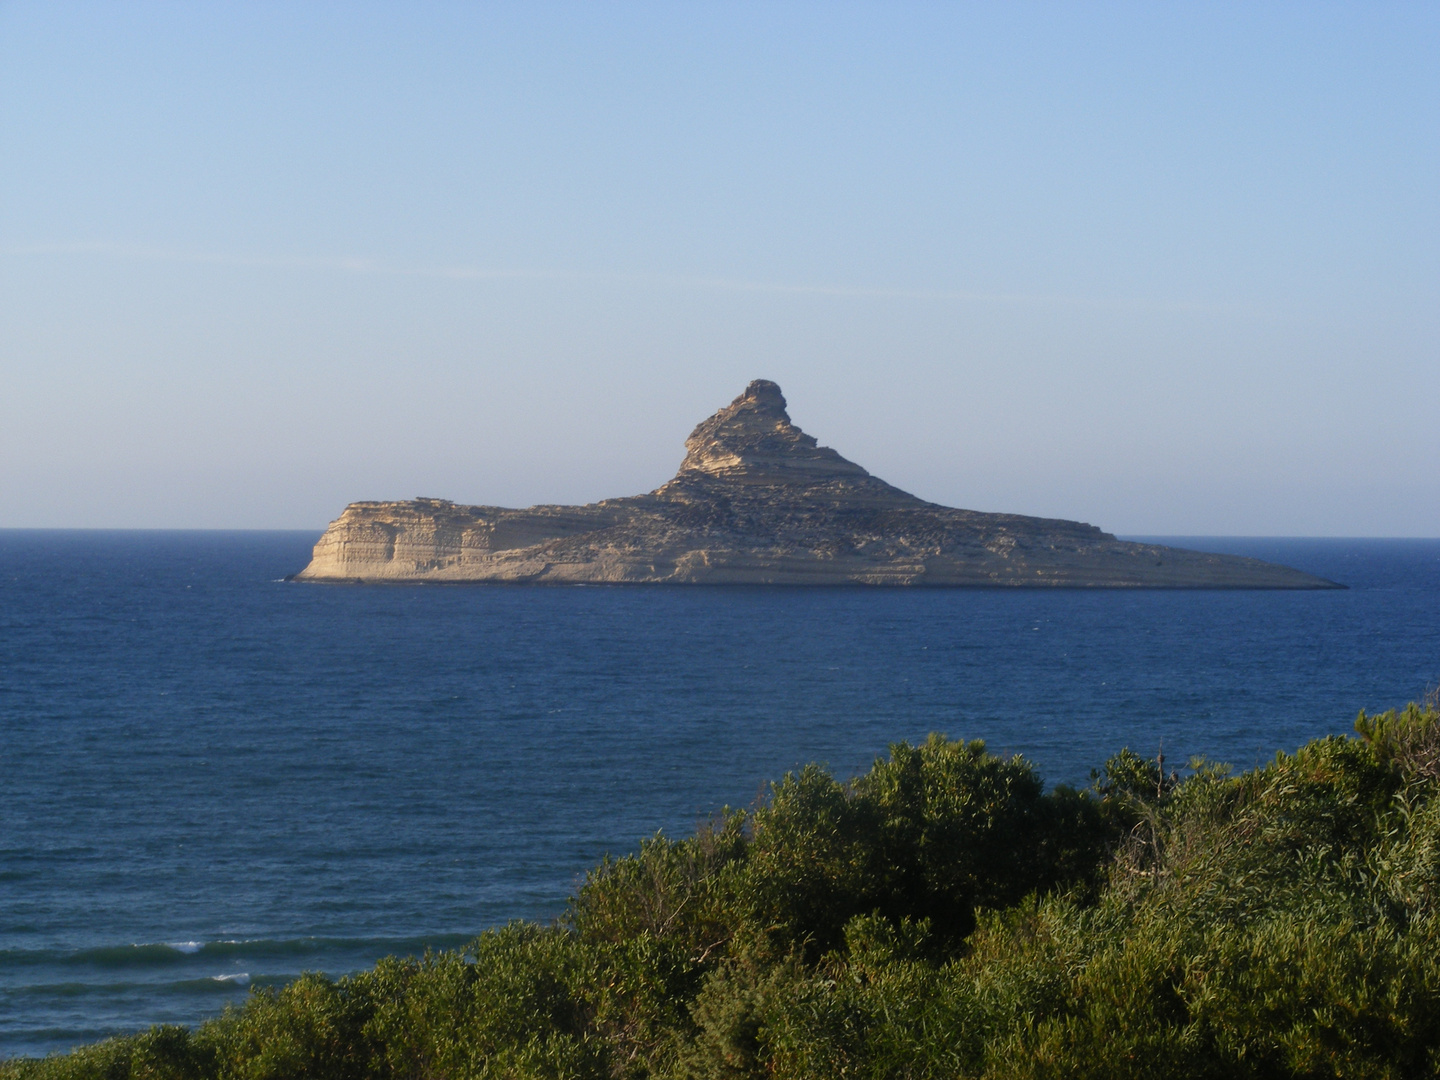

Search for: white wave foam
xmin=211 ymin=973 xmax=250 ymax=985
xmin=168 ymin=942 xmax=204 ymax=954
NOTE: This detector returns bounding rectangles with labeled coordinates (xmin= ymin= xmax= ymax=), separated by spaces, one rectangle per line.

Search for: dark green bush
xmin=743 ymin=735 xmax=1110 ymax=959
xmin=362 ymin=926 xmax=608 ymax=1080
xmin=202 ymin=972 xmax=379 ymax=1080
xmin=10 ymin=714 xmax=1440 ymax=1080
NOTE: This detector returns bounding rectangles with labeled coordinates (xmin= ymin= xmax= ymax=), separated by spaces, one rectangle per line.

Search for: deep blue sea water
xmin=2 ymin=531 xmax=1438 ymax=1058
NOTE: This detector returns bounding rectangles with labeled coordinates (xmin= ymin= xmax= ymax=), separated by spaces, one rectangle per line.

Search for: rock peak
xmin=738 ymin=379 xmax=788 ymax=416
xmin=672 ymin=380 xmax=869 ymax=484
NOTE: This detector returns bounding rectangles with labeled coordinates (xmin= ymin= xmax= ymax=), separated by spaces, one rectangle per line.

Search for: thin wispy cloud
xmin=6 ymin=241 xmax=1266 ymax=318
xmin=5 ymin=241 xmax=547 ymax=282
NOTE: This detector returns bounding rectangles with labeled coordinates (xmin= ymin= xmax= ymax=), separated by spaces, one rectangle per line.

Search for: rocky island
xmin=295 ymin=380 xmax=1339 ymax=588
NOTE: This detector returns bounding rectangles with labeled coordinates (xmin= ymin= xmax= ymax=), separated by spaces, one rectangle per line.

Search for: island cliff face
xmin=295 ymin=380 xmax=1339 ymax=588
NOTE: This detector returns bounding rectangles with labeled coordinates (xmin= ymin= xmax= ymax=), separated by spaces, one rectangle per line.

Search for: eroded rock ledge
xmin=294 ymin=381 xmax=1340 ymax=588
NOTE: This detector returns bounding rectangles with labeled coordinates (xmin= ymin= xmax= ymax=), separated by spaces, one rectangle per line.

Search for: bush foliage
xmin=9 ymin=704 xmax=1440 ymax=1079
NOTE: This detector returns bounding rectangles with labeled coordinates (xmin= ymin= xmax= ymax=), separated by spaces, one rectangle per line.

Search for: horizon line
xmin=1 ymin=526 xmax=1435 ymax=541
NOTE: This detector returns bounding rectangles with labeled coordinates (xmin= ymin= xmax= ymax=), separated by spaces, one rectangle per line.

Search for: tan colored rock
xmin=294 ymin=380 xmax=1340 ymax=589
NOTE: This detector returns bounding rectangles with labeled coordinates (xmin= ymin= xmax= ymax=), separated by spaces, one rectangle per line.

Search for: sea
xmin=1 ymin=531 xmax=1438 ymax=1059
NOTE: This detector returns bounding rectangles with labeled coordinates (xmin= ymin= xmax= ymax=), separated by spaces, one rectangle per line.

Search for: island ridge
xmin=294 ymin=380 xmax=1339 ymax=588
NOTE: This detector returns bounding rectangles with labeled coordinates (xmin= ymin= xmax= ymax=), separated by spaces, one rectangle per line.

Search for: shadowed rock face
xmin=294 ymin=380 xmax=1341 ymax=588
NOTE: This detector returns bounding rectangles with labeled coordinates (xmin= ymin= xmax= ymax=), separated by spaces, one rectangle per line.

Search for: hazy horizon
xmin=3 ymin=3 xmax=1436 ymax=536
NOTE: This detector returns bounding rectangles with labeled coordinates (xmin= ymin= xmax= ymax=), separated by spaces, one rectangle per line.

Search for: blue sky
xmin=2 ymin=2 xmax=1436 ymax=532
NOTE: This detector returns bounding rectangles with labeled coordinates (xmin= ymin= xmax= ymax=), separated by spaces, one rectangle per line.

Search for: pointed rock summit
xmin=295 ymin=381 xmax=1340 ymax=588
xmin=673 ymin=379 xmax=869 ymax=483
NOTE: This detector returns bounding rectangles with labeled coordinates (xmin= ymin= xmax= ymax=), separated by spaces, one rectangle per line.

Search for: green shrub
xmin=743 ymin=735 xmax=1111 ymax=960
xmin=201 ymin=973 xmax=378 ymax=1080
xmin=12 ymin=717 xmax=1440 ymax=1080
xmin=2 ymin=1028 xmax=214 ymax=1080
xmin=363 ymin=925 xmax=607 ymax=1080
xmin=1357 ymin=702 xmax=1440 ymax=783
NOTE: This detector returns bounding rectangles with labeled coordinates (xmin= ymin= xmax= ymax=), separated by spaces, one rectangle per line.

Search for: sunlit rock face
xmin=670 ymin=379 xmax=871 ymax=484
xmin=294 ymin=381 xmax=1340 ymax=589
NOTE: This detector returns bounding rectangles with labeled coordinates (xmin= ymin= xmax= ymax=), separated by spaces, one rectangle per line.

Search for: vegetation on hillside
xmin=8 ymin=701 xmax=1440 ymax=1079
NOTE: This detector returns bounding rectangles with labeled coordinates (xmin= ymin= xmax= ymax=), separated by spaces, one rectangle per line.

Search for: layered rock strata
xmin=294 ymin=381 xmax=1340 ymax=589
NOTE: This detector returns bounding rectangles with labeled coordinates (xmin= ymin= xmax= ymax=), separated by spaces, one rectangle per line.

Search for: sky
xmin=1 ymin=2 xmax=1436 ymax=534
